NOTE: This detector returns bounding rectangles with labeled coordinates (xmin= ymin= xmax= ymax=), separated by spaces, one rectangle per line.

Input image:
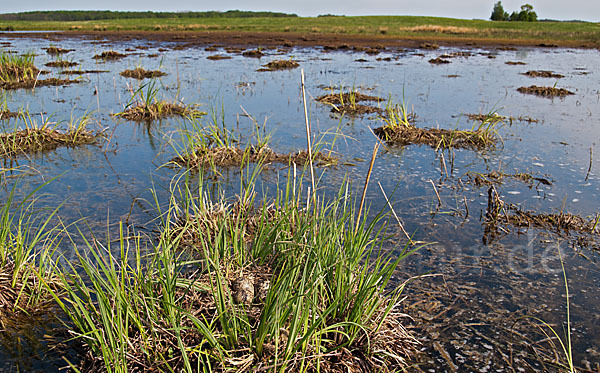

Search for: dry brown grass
xmin=399 ymin=25 xmax=478 ymax=34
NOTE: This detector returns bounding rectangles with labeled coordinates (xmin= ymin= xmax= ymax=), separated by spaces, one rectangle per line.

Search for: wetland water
xmin=1 ymin=33 xmax=599 ymax=371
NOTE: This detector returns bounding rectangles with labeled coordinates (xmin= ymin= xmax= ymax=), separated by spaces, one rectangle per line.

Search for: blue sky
xmin=4 ymin=1 xmax=599 ymax=21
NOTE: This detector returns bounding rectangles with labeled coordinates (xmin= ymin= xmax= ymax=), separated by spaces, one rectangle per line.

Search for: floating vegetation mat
xmin=206 ymin=54 xmax=231 ymax=60
xmin=0 ymin=78 xmax=82 ymax=90
xmin=466 ymin=170 xmax=552 ymax=187
xmin=119 ymin=67 xmax=166 ymax=79
xmin=92 ymin=50 xmax=127 ymax=60
xmin=44 ymin=61 xmax=78 ymax=68
xmin=374 ymin=124 xmax=496 ymax=150
xmin=0 ymin=127 xmax=97 ymax=157
xmin=114 ymin=102 xmax=205 ymax=121
xmin=44 ymin=47 xmax=73 ymax=55
xmin=517 ymin=85 xmax=574 ymax=97
xmin=317 ymin=91 xmax=382 ymax=116
xmin=173 ymin=145 xmax=339 ymax=169
xmin=258 ymin=59 xmax=300 ymax=71
xmin=521 ymin=70 xmax=565 ymax=78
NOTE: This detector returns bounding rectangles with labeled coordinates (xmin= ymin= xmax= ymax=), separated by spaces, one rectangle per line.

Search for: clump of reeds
xmin=0 ymin=112 xmax=98 ymax=157
xmin=113 ymin=80 xmax=205 ymax=121
xmin=92 ymin=50 xmax=127 ymax=61
xmin=257 ymin=59 xmax=300 ymax=71
xmin=42 ymin=172 xmax=420 ymax=371
xmin=316 ymin=87 xmax=382 ymax=116
xmin=119 ymin=67 xmax=166 ymax=80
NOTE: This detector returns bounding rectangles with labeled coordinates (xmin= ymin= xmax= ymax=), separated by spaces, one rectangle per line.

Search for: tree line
xmin=0 ymin=10 xmax=298 ymax=22
xmin=490 ymin=2 xmax=537 ymax=22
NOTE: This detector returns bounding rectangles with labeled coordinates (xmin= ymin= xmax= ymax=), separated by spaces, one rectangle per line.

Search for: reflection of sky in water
xmin=1 ymin=35 xmax=599 ymax=369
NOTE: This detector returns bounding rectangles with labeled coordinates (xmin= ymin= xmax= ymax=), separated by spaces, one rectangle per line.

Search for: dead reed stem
xmin=356 ymin=142 xmax=380 ymax=233
xmin=585 ymin=146 xmax=593 ymax=182
xmin=378 ymin=181 xmax=412 ymax=243
xmin=429 ymin=179 xmax=442 ymax=207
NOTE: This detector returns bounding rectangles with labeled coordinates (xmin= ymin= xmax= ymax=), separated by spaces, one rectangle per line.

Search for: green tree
xmin=490 ymin=1 xmax=509 ymax=21
xmin=509 ymin=4 xmax=538 ymax=22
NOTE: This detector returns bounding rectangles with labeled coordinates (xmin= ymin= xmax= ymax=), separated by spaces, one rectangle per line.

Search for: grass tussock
xmin=119 ymin=67 xmax=166 ymax=79
xmin=206 ymin=54 xmax=232 ymax=60
xmin=317 ymin=89 xmax=383 ymax=116
xmin=0 ymin=77 xmax=82 ymax=90
xmin=375 ymin=103 xmax=502 ymax=150
xmin=92 ymin=50 xmax=127 ymax=60
xmin=44 ymin=46 xmax=73 ymax=55
xmin=517 ymin=85 xmax=574 ymax=97
xmin=0 ymin=51 xmax=39 ymax=84
xmin=44 ymin=60 xmax=78 ymax=68
xmin=174 ymin=144 xmax=338 ymax=169
xmin=0 ymin=182 xmax=63 ymax=322
xmin=172 ymin=107 xmax=339 ymax=170
xmin=257 ymin=59 xmax=300 ymax=71
xmin=521 ymin=70 xmax=565 ymax=78
xmin=116 ymin=102 xmax=202 ymax=121
xmin=242 ymin=49 xmax=265 ymax=58
xmin=44 ymin=173 xmax=419 ymax=372
xmin=428 ymin=57 xmax=451 ymax=64
xmin=59 ymin=69 xmax=109 ymax=75
xmin=114 ymin=80 xmax=205 ymax=121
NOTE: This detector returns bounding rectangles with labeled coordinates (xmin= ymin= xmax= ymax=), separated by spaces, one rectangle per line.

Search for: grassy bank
xmin=1 ymin=16 xmax=599 ymax=46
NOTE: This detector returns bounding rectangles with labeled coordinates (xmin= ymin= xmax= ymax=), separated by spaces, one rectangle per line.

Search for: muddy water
xmin=0 ymin=34 xmax=599 ymax=371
